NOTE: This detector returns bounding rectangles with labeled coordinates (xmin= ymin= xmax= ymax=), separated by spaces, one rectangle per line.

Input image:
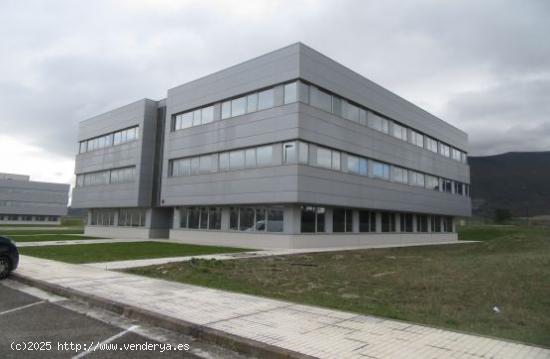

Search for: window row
xmin=0 ymin=200 xmax=66 ymax=208
xmin=301 ymin=82 xmax=468 ymax=163
xmin=171 ymin=82 xmax=299 ymax=132
xmin=79 ymin=126 xmax=139 ymax=153
xmin=169 ymin=141 xmax=470 ymax=197
xmin=89 ymin=208 xmax=146 ymax=227
xmin=300 ymin=206 xmax=454 ymax=233
xmin=76 ymin=166 xmax=136 ymax=187
xmin=229 ymin=206 xmax=284 ymax=232
xmin=0 ymin=214 xmax=58 ymax=222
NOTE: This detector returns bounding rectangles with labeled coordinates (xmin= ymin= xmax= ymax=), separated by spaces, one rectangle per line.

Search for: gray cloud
xmin=0 ymin=0 xmax=549 ymax=170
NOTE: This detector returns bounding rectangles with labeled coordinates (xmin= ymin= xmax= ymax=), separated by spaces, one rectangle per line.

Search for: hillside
xmin=469 ymin=151 xmax=550 ymax=217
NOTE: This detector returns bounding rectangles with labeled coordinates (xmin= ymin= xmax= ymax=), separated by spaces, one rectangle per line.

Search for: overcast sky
xmin=0 ymin=0 xmax=548 ymax=186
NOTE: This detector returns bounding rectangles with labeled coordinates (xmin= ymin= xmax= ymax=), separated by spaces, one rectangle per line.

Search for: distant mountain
xmin=469 ymin=151 xmax=550 ymax=217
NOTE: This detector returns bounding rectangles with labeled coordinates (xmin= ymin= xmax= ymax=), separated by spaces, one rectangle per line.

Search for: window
xmin=343 ymin=101 xmax=360 ymax=123
xmin=301 ymin=206 xmax=325 ymax=233
xmin=258 ymin=89 xmax=274 ymax=110
xmin=221 ymin=101 xmax=231 ymax=119
xmin=426 ymin=137 xmax=438 ymax=153
xmin=461 ymin=152 xmax=468 ymax=164
xmin=372 ymin=161 xmax=390 ymax=180
xmin=347 ymin=155 xmax=360 ymax=174
xmin=310 ymin=87 xmax=332 ymax=112
xmin=231 ymin=97 xmax=246 ymax=117
xmin=417 ymin=215 xmax=428 ymax=232
xmin=298 ymin=142 xmax=309 ymax=164
xmin=410 ymin=130 xmax=424 ymax=148
xmin=333 ymin=208 xmax=352 ymax=233
xmin=245 ymin=148 xmax=257 ymax=168
xmin=180 ymin=207 xmax=189 ymax=228
xmin=229 ymin=150 xmax=245 ymax=170
xmin=187 ymin=207 xmax=200 ymax=229
xmin=368 ymin=113 xmax=389 ymax=134
xmin=439 ymin=143 xmax=451 ymax=157
xmin=425 ymin=175 xmax=440 ymax=191
xmin=202 ymin=106 xmax=214 ymax=124
xmin=454 ymin=182 xmax=464 ymax=196
xmin=400 ymin=213 xmax=413 ymax=232
xmin=332 ymin=97 xmax=342 ymax=117
xmin=80 ymin=126 xmax=139 ymax=153
xmin=208 ymin=208 xmax=221 ymax=229
xmin=219 ymin=153 xmax=229 ymax=171
xmin=256 ymin=145 xmax=273 ymax=166
xmin=359 ymin=211 xmax=376 ymax=232
xmin=381 ymin=212 xmax=395 ymax=232
xmin=118 ymin=208 xmax=146 ymax=227
xmin=451 ymin=148 xmax=462 ymax=161
xmin=284 ymin=82 xmax=297 ymax=104
xmin=199 ymin=155 xmax=213 ymax=174
xmin=409 ymin=171 xmax=425 ymax=187
xmin=230 ymin=207 xmax=239 ymax=230
xmin=392 ymin=123 xmax=408 ymax=141
xmin=79 ymin=142 xmax=87 ymax=153
xmin=391 ymin=166 xmax=408 ymax=184
xmin=441 ymin=179 xmax=453 ymax=193
xmin=359 ymin=158 xmax=368 ymax=176
xmin=283 ymin=142 xmax=297 ymax=164
xmin=267 ymin=208 xmax=284 ymax=232
xmin=443 ymin=217 xmax=453 ymax=232
xmin=431 ymin=216 xmax=442 ymax=232
xmin=331 ymin=151 xmax=341 ymax=171
xmin=190 ymin=157 xmax=200 ymax=175
xmin=315 ymin=147 xmax=332 ymax=169
xmin=239 ymin=207 xmax=255 ymax=231
xmin=247 ymin=94 xmax=258 ymax=112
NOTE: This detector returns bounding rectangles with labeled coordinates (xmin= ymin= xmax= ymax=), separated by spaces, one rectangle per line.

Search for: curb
xmin=12 ymin=273 xmax=315 ymax=359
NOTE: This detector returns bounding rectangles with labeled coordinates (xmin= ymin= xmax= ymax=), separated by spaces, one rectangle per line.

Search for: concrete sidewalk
xmin=13 ymin=256 xmax=549 ymax=358
xmin=15 ymin=238 xmax=154 ymax=247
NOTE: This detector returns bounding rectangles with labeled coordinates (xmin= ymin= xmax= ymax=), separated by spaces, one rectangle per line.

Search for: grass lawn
xmin=9 ymin=234 xmax=100 ymax=242
xmin=19 ymin=241 xmax=249 ymax=263
xmin=126 ymin=225 xmax=550 ymax=347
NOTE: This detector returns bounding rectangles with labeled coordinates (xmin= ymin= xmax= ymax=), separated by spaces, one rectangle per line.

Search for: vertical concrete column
xmin=452 ymin=217 xmax=457 ymax=233
xmin=145 ymin=209 xmax=152 ymax=228
xmin=412 ymin=214 xmax=417 ymax=232
xmin=427 ymin=215 xmax=432 ymax=233
xmin=325 ymin=208 xmax=333 ymax=233
xmin=352 ymin=210 xmax=359 ymax=233
xmin=87 ymin=210 xmax=92 ymax=225
xmin=284 ymin=205 xmax=301 ymax=234
xmin=113 ymin=210 xmax=119 ymax=226
xmin=375 ymin=212 xmax=382 ymax=233
xmin=173 ymin=208 xmax=180 ymax=229
xmin=221 ymin=207 xmax=230 ymax=231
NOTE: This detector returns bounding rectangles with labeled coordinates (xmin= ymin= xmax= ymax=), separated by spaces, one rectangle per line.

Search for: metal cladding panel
xmin=0 ymin=179 xmax=69 ymax=216
xmin=72 ymin=99 xmax=158 ymax=209
xmin=161 ymin=166 xmax=299 ymax=206
xmin=166 ymin=44 xmax=300 ymax=116
xmin=297 ymin=103 xmax=470 ymax=183
xmin=297 ymin=43 xmax=468 ymax=150
xmin=296 ymin=166 xmax=471 ymax=217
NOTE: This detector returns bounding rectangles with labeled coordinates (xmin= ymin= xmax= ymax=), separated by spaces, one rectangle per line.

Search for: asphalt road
xmin=0 ymin=280 xmax=246 ymax=359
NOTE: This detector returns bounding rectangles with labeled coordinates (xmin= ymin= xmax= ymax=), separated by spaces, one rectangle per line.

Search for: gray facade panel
xmin=72 ymin=99 xmax=159 ymax=209
xmin=166 ymin=45 xmax=300 ymax=116
xmin=297 ymin=44 xmax=468 ymax=150
xmin=0 ymin=178 xmax=69 ymax=216
xmin=296 ymin=167 xmax=471 ymax=217
xmin=297 ymin=104 xmax=470 ymax=183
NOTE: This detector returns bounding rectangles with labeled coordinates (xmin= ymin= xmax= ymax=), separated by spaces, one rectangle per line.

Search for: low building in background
xmin=0 ymin=172 xmax=69 ymax=225
xmin=72 ymin=43 xmax=471 ymax=248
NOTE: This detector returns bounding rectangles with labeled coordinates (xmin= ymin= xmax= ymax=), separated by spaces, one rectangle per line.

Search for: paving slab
xmin=12 ymin=255 xmax=549 ymax=359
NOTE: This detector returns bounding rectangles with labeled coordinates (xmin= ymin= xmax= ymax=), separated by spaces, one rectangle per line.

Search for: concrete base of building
xmin=168 ymin=230 xmax=458 ymax=250
xmin=85 ymin=226 xmax=169 ymax=239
